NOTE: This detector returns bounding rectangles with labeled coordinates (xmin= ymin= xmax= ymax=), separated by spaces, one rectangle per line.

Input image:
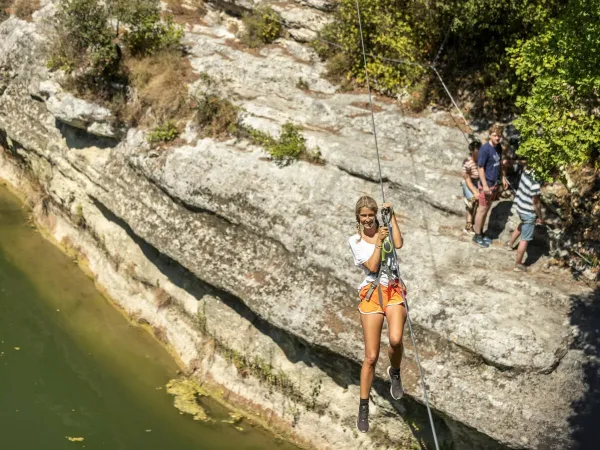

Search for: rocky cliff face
xmin=0 ymin=3 xmax=597 ymax=450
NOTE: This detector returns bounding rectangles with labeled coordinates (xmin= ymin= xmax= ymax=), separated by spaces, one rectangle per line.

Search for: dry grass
xmin=122 ymin=52 xmax=196 ymax=126
xmin=165 ymin=0 xmax=207 ymax=25
xmin=12 ymin=0 xmax=39 ymax=21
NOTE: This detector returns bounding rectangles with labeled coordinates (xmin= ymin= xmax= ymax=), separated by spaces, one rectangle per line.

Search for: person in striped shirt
xmin=507 ymin=168 xmax=544 ymax=271
xmin=461 ymin=141 xmax=481 ymax=234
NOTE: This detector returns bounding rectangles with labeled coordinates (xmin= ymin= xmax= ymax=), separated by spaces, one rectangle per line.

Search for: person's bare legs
xmin=508 ymin=224 xmax=522 ymax=247
xmin=515 ymin=239 xmax=529 ymax=266
xmin=360 ymin=313 xmax=385 ymax=399
xmin=386 ymin=304 xmax=407 ymax=368
xmin=474 ymin=203 xmax=491 ymax=235
xmin=385 ymin=303 xmax=407 ymax=399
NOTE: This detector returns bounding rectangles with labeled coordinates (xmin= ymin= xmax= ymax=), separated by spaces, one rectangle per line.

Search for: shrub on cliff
xmin=49 ymin=0 xmax=120 ymax=85
xmin=240 ymin=6 xmax=282 ymax=48
xmin=245 ymin=123 xmax=322 ymax=167
xmin=147 ymin=120 xmax=179 ymax=144
xmin=116 ymin=0 xmax=183 ymax=56
xmin=508 ymin=0 xmax=600 ymax=181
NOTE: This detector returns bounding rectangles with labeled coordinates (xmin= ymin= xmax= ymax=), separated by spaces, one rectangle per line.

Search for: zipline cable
xmin=354 ymin=2 xmax=441 ymax=449
xmin=259 ymin=12 xmax=474 ymax=145
xmin=354 ymin=0 xmax=385 ymax=203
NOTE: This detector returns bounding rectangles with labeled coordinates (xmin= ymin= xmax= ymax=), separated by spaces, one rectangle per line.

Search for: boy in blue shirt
xmin=473 ymin=124 xmax=509 ymax=247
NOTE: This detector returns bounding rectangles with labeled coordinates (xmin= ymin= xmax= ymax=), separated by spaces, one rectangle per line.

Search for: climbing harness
xmin=354 ymin=1 xmax=441 ymax=448
xmin=362 ymin=207 xmax=407 ymax=312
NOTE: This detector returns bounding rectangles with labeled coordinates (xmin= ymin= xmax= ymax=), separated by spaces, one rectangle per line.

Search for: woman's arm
xmin=362 ymin=227 xmax=387 ymax=273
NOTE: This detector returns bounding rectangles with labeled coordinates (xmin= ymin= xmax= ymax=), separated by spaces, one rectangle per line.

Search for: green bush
xmin=320 ymin=0 xmax=426 ymax=95
xmin=319 ymin=0 xmax=560 ymax=109
xmin=247 ymin=123 xmax=309 ymax=166
xmin=53 ymin=0 xmax=118 ymax=78
xmin=508 ymin=0 xmax=600 ymax=181
xmin=240 ymin=6 xmax=282 ymax=48
xmin=120 ymin=0 xmax=183 ymax=56
xmin=147 ymin=121 xmax=179 ymax=144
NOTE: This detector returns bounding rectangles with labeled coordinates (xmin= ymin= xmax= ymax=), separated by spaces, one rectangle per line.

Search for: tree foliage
xmin=51 ymin=0 xmax=183 ymax=77
xmin=320 ymin=0 xmax=562 ymax=109
xmin=508 ymin=0 xmax=600 ymax=180
xmin=115 ymin=0 xmax=183 ymax=56
xmin=240 ymin=6 xmax=282 ymax=48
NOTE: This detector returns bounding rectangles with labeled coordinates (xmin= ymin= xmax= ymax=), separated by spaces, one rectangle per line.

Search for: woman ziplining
xmin=348 ymin=196 xmax=406 ymax=433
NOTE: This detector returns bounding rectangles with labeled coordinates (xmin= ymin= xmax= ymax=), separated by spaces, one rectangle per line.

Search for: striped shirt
xmin=461 ymin=158 xmax=479 ymax=182
xmin=515 ymin=170 xmax=541 ymax=216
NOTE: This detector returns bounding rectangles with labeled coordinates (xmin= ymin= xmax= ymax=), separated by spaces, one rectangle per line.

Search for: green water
xmin=0 ymin=186 xmax=298 ymax=450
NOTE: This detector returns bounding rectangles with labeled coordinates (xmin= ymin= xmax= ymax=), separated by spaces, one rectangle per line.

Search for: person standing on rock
xmin=348 ymin=196 xmax=406 ymax=433
xmin=461 ymin=140 xmax=481 ymax=234
xmin=506 ymin=167 xmax=543 ymax=271
xmin=473 ymin=124 xmax=509 ymax=247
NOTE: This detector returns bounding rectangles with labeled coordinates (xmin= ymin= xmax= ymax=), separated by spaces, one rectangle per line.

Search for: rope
xmin=354 ymin=0 xmax=385 ymax=203
xmin=354 ymin=2 xmax=441 ymax=449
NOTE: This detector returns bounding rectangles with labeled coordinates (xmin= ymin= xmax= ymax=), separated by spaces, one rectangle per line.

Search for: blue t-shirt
xmin=477 ymin=142 xmax=502 ymax=187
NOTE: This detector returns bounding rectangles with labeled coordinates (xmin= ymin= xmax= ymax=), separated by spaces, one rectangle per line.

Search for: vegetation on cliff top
xmin=318 ymin=0 xmax=599 ymax=186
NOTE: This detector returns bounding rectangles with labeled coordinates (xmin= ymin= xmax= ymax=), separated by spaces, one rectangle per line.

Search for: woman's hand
xmin=381 ymin=202 xmax=394 ymax=214
xmin=376 ymin=226 xmax=389 ymax=244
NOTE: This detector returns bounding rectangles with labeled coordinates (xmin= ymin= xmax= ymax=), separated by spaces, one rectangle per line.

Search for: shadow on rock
xmin=486 ymin=199 xmax=513 ymax=240
xmin=569 ymin=284 xmax=600 ymax=449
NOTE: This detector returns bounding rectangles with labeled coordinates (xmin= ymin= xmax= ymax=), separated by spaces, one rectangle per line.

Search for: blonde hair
xmin=355 ymin=196 xmax=379 ymax=241
xmin=488 ymin=124 xmax=504 ymax=137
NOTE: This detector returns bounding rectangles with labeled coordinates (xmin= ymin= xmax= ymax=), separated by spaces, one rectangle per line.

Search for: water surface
xmin=0 ymin=186 xmax=297 ymax=450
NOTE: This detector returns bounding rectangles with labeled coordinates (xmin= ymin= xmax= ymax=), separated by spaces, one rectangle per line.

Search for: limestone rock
xmin=45 ymin=92 xmax=119 ymax=138
xmin=0 ymin=4 xmax=596 ymax=450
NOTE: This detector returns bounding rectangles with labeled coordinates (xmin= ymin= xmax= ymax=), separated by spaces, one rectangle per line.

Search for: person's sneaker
xmin=482 ymin=235 xmax=493 ymax=244
xmin=463 ymin=223 xmax=475 ymax=235
xmin=472 ymin=235 xmax=489 ymax=248
xmin=356 ymin=403 xmax=369 ymax=433
xmin=514 ymin=264 xmax=528 ymax=272
xmin=387 ymin=366 xmax=404 ymax=400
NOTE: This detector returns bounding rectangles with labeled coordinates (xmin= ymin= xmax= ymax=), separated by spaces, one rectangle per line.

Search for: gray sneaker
xmin=387 ymin=366 xmax=404 ymax=400
xmin=356 ymin=403 xmax=369 ymax=433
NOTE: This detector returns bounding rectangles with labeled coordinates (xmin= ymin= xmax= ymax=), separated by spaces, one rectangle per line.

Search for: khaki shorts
xmin=358 ymin=280 xmax=406 ymax=315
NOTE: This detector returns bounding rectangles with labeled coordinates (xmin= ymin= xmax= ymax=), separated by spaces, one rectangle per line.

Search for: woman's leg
xmin=360 ymin=313 xmax=385 ymax=399
xmin=386 ymin=304 xmax=407 ymax=368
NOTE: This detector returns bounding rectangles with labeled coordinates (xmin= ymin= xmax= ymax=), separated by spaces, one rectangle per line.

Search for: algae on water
xmin=166 ymin=378 xmax=211 ymax=422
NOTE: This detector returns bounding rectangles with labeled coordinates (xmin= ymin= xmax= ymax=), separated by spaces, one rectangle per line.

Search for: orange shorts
xmin=358 ymin=281 xmax=406 ymax=315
